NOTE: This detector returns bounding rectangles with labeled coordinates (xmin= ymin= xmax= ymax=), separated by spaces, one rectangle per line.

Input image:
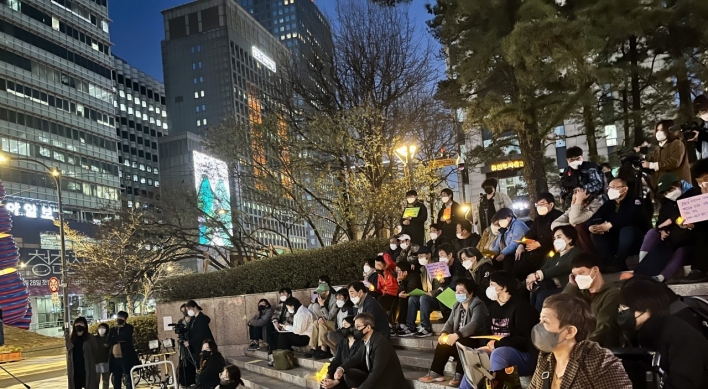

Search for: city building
xmin=113 ymin=55 xmax=167 ymax=210
xmin=0 ymin=0 xmax=119 ymax=332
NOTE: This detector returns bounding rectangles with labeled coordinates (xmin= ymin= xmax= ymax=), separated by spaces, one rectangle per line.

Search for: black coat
xmin=488 ymin=292 xmax=539 ymax=354
xmin=340 ymin=331 xmax=406 ymax=389
xmin=437 ymin=201 xmax=466 ymax=241
xmin=427 ymin=236 xmax=449 ymax=262
xmin=656 ymin=186 xmax=701 ymax=249
xmin=525 ymin=208 xmax=564 ymax=253
xmin=197 ymin=351 xmax=226 ymax=389
xmin=357 ymin=294 xmax=390 ymax=339
xmin=638 ymin=316 xmax=708 ymax=389
xmin=328 ymin=337 xmax=363 ymax=376
xmin=401 ymin=201 xmax=428 ymax=246
xmin=107 ymin=324 xmax=140 ymax=371
xmin=589 ymin=195 xmax=651 ymax=233
xmin=453 ymin=234 xmax=481 ymax=255
xmin=188 ymin=313 xmax=215 ymax=355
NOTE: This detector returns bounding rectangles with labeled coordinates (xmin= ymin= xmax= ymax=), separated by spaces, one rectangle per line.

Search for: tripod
xmin=177 ymin=339 xmax=197 ymax=388
xmin=0 ymin=364 xmax=30 ymax=389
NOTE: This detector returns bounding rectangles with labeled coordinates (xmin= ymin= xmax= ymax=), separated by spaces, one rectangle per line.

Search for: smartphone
xmin=312 ymin=292 xmax=318 ymax=303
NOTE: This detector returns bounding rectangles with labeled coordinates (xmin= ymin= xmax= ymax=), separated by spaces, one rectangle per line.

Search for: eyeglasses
xmin=355 ymin=325 xmax=368 ymax=330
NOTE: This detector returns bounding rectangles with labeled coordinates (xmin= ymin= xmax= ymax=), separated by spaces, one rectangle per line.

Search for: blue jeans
xmin=406 ymin=294 xmax=439 ymax=330
xmin=490 ymin=346 xmax=535 ymax=376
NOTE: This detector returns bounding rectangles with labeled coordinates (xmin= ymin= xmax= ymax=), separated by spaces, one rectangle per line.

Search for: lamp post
xmin=395 ymin=144 xmax=417 ymax=188
xmin=0 ymin=155 xmax=69 ymax=331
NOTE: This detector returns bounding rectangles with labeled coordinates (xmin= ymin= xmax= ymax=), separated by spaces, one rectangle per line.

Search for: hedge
xmin=156 ymin=238 xmax=388 ymax=302
xmin=89 ymin=315 xmax=158 ymax=353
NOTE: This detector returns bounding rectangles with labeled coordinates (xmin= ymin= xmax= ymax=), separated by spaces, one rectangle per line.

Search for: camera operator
xmin=641 ymin=120 xmax=691 ymax=192
xmin=560 ymin=147 xmax=605 ymax=207
xmin=174 ymin=304 xmax=197 ymax=387
xmin=686 ymin=95 xmax=708 ymax=159
xmin=186 ymin=300 xmax=215 ymax=365
xmin=478 ymin=178 xmax=512 ymax=232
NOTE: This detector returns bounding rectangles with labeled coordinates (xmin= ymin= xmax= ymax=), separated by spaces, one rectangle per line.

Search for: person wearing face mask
xmin=515 ymin=193 xmax=564 ymax=277
xmin=400 ymin=190 xmax=428 ymax=246
xmin=322 ymin=316 xmax=362 ymax=389
xmin=633 ymin=173 xmax=700 ymax=283
xmin=454 ymin=219 xmax=481 ymax=254
xmin=460 ymin=247 xmax=495 ymax=306
xmin=333 ymin=313 xmax=405 ymax=389
xmin=392 ymin=261 xmax=422 ymax=336
xmin=643 ymin=120 xmax=691 ymax=188
xmin=426 ymin=223 xmax=449 ymax=262
xmin=526 ymin=225 xmax=581 ymax=312
xmin=268 ymin=287 xmax=294 ymax=359
xmin=385 ymin=237 xmax=401 ymax=263
xmin=683 ymin=159 xmax=708 ymax=283
xmin=482 ymin=271 xmax=539 ymax=378
xmin=94 ymin=323 xmax=110 ymax=389
xmin=527 ymin=294 xmax=632 ymax=389
xmin=361 ymin=257 xmax=380 ymax=297
xmin=185 ymin=300 xmax=214 ymax=365
xmin=197 ymin=339 xmax=226 ymax=389
xmin=563 ymin=253 xmax=623 ymax=347
xmin=551 ymin=188 xmax=603 ymax=253
xmin=67 ymin=316 xmax=99 ymax=389
xmin=489 ymin=208 xmax=530 ymax=273
xmin=107 ymin=311 xmax=139 ymax=389
xmin=216 ymin=365 xmax=244 ymax=389
xmin=306 ymin=281 xmax=341 ymax=359
xmin=347 ymin=281 xmax=390 ymax=339
xmin=687 ymin=94 xmax=708 ymax=160
xmin=395 ymin=234 xmax=417 ymax=263
xmin=268 ymin=297 xmax=317 ymax=366
xmin=438 ymin=188 xmax=467 ymax=241
xmin=618 ymin=278 xmax=708 ymax=388
xmin=324 ymin=290 xmax=358 ymax=356
xmin=247 ymin=299 xmax=273 ymax=351
xmin=419 ymin=278 xmax=489 ymax=386
xmin=588 ymin=178 xmax=650 ymax=272
xmin=478 ymin=178 xmax=513 ymax=233
xmin=560 ymin=146 xmax=605 ymax=208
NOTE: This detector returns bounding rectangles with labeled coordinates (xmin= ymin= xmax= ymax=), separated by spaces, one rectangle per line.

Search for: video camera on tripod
xmin=167 ymin=321 xmax=189 ymax=342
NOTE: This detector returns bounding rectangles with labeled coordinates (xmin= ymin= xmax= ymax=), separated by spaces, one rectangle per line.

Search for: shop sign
xmin=491 ymin=160 xmax=524 ymax=172
xmin=3 ymin=198 xmax=57 ymax=219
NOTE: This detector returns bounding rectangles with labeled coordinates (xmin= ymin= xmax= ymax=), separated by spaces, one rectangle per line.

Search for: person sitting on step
xmin=400 ymin=245 xmax=449 ymax=338
xmin=247 ymin=299 xmax=273 ymax=351
xmin=321 ymin=316 xmax=362 ymax=389
xmin=268 ymin=297 xmax=317 ymax=366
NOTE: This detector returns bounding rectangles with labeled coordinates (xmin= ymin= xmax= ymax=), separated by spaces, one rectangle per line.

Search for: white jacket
xmin=285 ymin=306 xmax=317 ymax=337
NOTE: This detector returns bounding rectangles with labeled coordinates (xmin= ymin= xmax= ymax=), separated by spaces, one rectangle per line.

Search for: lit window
xmin=141 ymin=101 xmax=146 ymax=108
xmin=140 ymin=177 xmax=146 ymax=184
xmin=127 ymin=93 xmax=132 ymax=100
xmin=194 ymin=92 xmax=199 ymax=99
xmin=200 ymin=91 xmax=205 ymax=97
xmin=146 ymin=166 xmax=152 ymax=172
xmin=604 ymin=125 xmax=618 ymax=147
xmin=148 ymin=178 xmax=153 ymax=185
xmin=144 ymin=114 xmax=149 ymax=121
xmin=119 ymin=90 xmax=125 ymax=98
xmin=197 ymin=120 xmax=201 ymax=126
xmin=135 ymin=110 xmax=141 ymax=118
xmin=127 ymin=201 xmax=133 ymax=208
xmin=162 ymin=111 xmax=167 ymax=118
xmin=156 ymin=108 xmax=161 ymax=114
xmin=149 ymin=105 xmax=154 ymax=112
xmin=163 ymin=123 xmax=168 ymax=129
xmin=132 ymin=161 xmax=138 ymax=168
xmin=154 ymin=168 xmax=159 ymax=175
xmin=203 ymin=118 xmax=207 ymax=125
xmin=154 ymin=181 xmax=160 ymax=187
xmin=120 ymin=104 xmax=126 ymax=111
xmin=123 ymin=160 xmax=130 ymax=166
xmin=134 ymin=97 xmax=140 ymax=105
xmin=128 ymin=107 xmax=134 ymax=115
xmin=150 ymin=117 xmax=155 ymax=124
xmin=157 ymin=120 xmax=162 ymax=126
xmin=133 ymin=175 xmax=138 ymax=182
xmin=139 ymin=164 xmax=145 ymax=171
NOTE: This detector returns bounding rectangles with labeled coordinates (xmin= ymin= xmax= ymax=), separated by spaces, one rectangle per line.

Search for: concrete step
xmin=241 ymin=369 xmax=297 ymax=389
xmin=391 ymin=336 xmax=438 ymax=351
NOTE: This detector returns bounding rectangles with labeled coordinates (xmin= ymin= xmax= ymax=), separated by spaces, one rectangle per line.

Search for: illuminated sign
xmin=491 ymin=160 xmax=524 ymax=172
xmin=252 ymin=46 xmax=277 ymax=73
xmin=193 ymin=151 xmax=233 ymax=247
xmin=3 ymin=198 xmax=57 ymax=219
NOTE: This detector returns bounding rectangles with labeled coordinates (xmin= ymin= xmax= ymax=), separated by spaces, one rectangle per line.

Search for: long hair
xmin=70 ymin=317 xmax=88 ymax=344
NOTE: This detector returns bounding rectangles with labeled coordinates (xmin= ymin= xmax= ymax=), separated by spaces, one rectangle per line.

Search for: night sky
xmin=108 ymin=0 xmax=445 ymax=82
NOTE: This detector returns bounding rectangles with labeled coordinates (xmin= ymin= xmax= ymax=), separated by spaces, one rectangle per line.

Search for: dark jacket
xmin=537 ymin=247 xmax=580 ymax=289
xmin=328 ymin=337 xmax=363 ymax=376
xmin=638 ymin=315 xmax=708 ymax=389
xmin=273 ymin=301 xmax=294 ymax=326
xmin=357 ymin=293 xmax=390 ymax=339
xmin=466 ymin=258 xmax=495 ymax=306
xmin=398 ymin=271 xmax=423 ymax=294
xmin=66 ymin=333 xmax=99 ymax=389
xmin=564 ymin=282 xmax=623 ymax=348
xmin=197 ymin=351 xmax=226 ymax=389
xmin=657 ymin=182 xmax=700 ymax=249
xmin=589 ymin=195 xmax=650 ymax=233
xmin=441 ymin=296 xmax=489 ymax=338
xmin=561 ymin=161 xmax=605 ymax=200
xmin=447 ymin=258 xmax=467 ymax=292
xmin=107 ymin=324 xmax=140 ymax=371
xmin=525 ymin=208 xmax=564 ymax=254
xmin=453 ymin=234 xmax=481 ymax=255
xmin=339 ymin=331 xmax=406 ymax=389
xmin=188 ymin=313 xmax=215 ymax=355
xmin=427 ymin=236 xmax=449 ymax=262
xmin=401 ymin=201 xmax=428 ymax=246
xmin=488 ymin=292 xmax=539 ymax=353
xmin=438 ymin=201 xmax=466 ymax=241
xmin=528 ymin=340 xmax=632 ymax=389
xmin=94 ymin=334 xmax=110 ymax=364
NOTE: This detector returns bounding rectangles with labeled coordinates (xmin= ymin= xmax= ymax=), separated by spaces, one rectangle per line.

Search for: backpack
xmin=272 ymin=349 xmax=295 ymax=370
xmin=670 ymin=296 xmax=708 ymax=337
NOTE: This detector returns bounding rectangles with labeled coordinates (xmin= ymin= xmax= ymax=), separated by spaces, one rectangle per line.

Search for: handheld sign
xmin=678 ymin=193 xmax=708 ymax=224
xmin=403 ymin=207 xmax=421 ymax=218
xmin=424 ymin=262 xmax=451 ymax=282
xmin=408 ymin=288 xmax=427 ymax=297
xmin=436 ymin=288 xmax=456 ymax=309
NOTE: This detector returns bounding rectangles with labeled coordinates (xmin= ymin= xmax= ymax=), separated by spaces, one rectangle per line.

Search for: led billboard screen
xmin=193 ymin=151 xmax=233 ymax=247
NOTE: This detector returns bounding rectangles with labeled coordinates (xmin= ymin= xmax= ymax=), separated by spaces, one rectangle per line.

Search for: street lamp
xmin=394 ymin=144 xmax=417 ymax=188
xmin=0 ymin=155 xmax=69 ymax=331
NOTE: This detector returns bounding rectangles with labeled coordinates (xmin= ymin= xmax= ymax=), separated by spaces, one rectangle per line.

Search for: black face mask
xmin=341 ymin=327 xmax=352 ymax=338
xmin=352 ymin=328 xmax=366 ymax=341
xmin=74 ymin=326 xmax=85 ymax=335
xmin=202 ymin=351 xmax=212 ymax=359
xmin=258 ymin=305 xmax=267 ymax=312
xmin=116 ymin=319 xmax=126 ymax=326
xmin=617 ymin=310 xmax=637 ymax=331
xmin=639 ymin=146 xmax=649 ymax=155
xmin=484 ymin=186 xmax=494 ymax=195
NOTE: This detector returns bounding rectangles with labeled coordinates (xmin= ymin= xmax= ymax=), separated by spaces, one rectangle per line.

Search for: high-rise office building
xmin=112 ymin=56 xmax=167 ymax=210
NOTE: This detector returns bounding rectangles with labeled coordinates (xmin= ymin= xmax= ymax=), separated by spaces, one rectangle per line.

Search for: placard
xmin=402 ymin=207 xmax=420 ymax=218
xmin=436 ymin=288 xmax=456 ymax=309
xmin=163 ymin=316 xmax=173 ymax=331
xmin=407 ymin=288 xmax=426 ymax=297
xmin=678 ymin=193 xmax=708 ymax=224
xmin=424 ymin=262 xmax=451 ymax=281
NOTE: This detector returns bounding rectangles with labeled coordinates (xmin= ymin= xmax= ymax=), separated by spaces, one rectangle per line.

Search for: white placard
xmin=163 ymin=316 xmax=173 ymax=331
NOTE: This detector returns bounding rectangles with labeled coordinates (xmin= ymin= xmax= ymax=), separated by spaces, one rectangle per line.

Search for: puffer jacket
xmin=376 ymin=270 xmax=399 ymax=297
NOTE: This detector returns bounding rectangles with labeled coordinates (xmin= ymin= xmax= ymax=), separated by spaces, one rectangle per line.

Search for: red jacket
xmin=376 ymin=270 xmax=399 ymax=297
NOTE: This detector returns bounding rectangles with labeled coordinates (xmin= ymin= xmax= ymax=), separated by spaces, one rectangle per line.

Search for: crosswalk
xmin=0 ymin=355 xmax=66 ymax=379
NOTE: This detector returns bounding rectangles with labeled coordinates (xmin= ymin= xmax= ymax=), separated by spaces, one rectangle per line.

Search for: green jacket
xmin=538 ymin=247 xmax=579 ymax=288
xmin=564 ymin=282 xmax=623 ymax=348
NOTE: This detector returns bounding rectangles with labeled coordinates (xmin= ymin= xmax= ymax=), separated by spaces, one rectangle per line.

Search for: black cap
xmin=416 ymin=246 xmax=431 ymax=254
xmin=406 ymin=190 xmax=418 ymax=197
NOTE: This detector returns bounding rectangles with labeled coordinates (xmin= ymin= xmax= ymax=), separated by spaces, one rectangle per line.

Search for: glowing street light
xmin=394 ymin=144 xmax=417 ymax=188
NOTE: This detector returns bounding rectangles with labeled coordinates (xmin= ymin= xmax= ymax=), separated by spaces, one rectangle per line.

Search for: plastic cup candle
xmin=677 ymin=216 xmax=684 ymax=226
xmin=441 ymin=334 xmax=449 ymax=344
xmin=368 ymin=283 xmax=375 ymax=291
xmin=548 ymin=250 xmax=555 ymax=258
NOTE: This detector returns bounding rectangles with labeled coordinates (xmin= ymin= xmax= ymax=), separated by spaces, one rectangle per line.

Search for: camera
xmin=670 ymin=117 xmax=706 ymax=137
xmin=168 ymin=321 xmax=189 ymax=341
xmin=617 ymin=147 xmax=645 ymax=168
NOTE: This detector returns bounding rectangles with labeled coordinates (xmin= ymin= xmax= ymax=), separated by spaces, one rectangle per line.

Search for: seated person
xmin=247 ymin=299 xmax=273 ymax=351
xmin=217 ymin=365 xmax=244 ymax=389
xmin=551 ymin=188 xmax=602 ymax=253
xmin=460 ymin=247 xmax=496 ymax=306
xmin=419 ymin=278 xmax=490 ymax=386
xmin=427 ymin=223 xmax=449 ymax=262
xmin=483 ymin=271 xmax=539 ymax=377
xmin=563 ymin=253 xmax=623 ymax=347
xmin=333 ymin=313 xmax=406 ymax=389
xmin=490 ymin=208 xmax=530 ymax=273
xmin=635 ymin=173 xmax=700 ymax=282
xmin=268 ymin=288 xmax=294 ymax=359
xmin=305 ymin=282 xmax=340 ymax=359
xmin=362 ymin=257 xmax=379 ymax=297
xmin=395 ymin=234 xmax=417 ymax=262
xmin=514 ymin=193 xmax=564 ymax=278
xmin=386 ymin=235 xmax=401 ymax=262
xmin=269 ymin=297 xmax=317 ymax=366
xmin=439 ymin=243 xmax=467 ymax=292
xmin=373 ymin=255 xmax=398 ymax=316
xmin=323 ymin=289 xmax=358 ymax=355
xmin=527 ymin=294 xmax=632 ymax=389
xmin=321 ymin=315 xmax=362 ymax=389
xmin=197 ymin=339 xmax=226 ymax=389
xmin=560 ymin=146 xmax=605 ymax=206
xmin=588 ymin=178 xmax=650 ymax=272
xmin=476 ymin=220 xmax=500 ymax=256
xmin=392 ymin=260 xmax=421 ymax=335
xmin=454 ymin=219 xmax=481 ymax=253
xmin=525 ymin=225 xmax=581 ymax=312
xmin=683 ymin=159 xmax=708 ymax=283
xmin=348 ymin=281 xmax=390 ymax=338
xmin=618 ymin=278 xmax=708 ymax=388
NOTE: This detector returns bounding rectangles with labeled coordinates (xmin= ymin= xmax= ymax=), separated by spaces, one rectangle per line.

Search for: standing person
xmin=460 ymin=247 xmax=495 ymax=306
xmin=107 ymin=311 xmax=140 ymax=389
xmin=186 ymin=300 xmax=215 ymax=359
xmin=515 ymin=193 xmax=564 ymax=278
xmin=217 ymin=365 xmax=244 ymax=389
xmin=197 ymin=339 xmax=226 ymax=389
xmin=348 ymin=281 xmax=390 ymax=338
xmin=478 ymin=178 xmax=513 ymax=233
xmin=269 ymin=297 xmax=317 ymax=366
xmin=94 ymin=323 xmax=111 ymax=389
xmin=438 ymin=188 xmax=466 ymax=241
xmin=247 ymin=299 xmax=273 ymax=351
xmin=67 ymin=317 xmax=99 ymax=389
xmin=527 ymin=294 xmax=632 ymax=389
xmin=321 ymin=316 xmax=362 ymax=389
xmin=642 ymin=120 xmax=691 ymax=188
xmin=401 ymin=190 xmax=428 ymax=246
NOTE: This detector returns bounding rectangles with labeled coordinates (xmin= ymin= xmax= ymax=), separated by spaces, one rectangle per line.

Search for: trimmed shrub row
xmin=156 ymin=238 xmax=387 ymax=302
xmin=89 ymin=315 xmax=158 ymax=353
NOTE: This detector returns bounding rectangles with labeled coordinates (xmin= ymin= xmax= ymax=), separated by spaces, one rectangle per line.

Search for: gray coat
xmin=441 ymin=296 xmax=489 ymax=338
xmin=67 ymin=333 xmax=99 ymax=389
xmin=248 ymin=307 xmax=274 ymax=341
xmin=318 ymin=292 xmax=340 ymax=322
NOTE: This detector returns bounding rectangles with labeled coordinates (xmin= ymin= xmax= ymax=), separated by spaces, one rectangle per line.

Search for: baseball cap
xmin=398 ymin=234 xmax=411 ymax=241
xmin=656 ymin=173 xmax=680 ymax=193
xmin=316 ymin=284 xmax=329 ymax=294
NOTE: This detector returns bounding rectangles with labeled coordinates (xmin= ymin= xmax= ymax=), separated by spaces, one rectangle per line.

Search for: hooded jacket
xmin=488 ymin=291 xmax=539 ymax=353
xmin=491 ymin=218 xmax=530 ymax=257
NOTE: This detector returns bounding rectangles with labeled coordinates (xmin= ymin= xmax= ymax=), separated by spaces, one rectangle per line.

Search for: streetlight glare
xmin=396 ymin=146 xmax=408 ymax=157
xmin=0 ymin=155 xmax=7 ymax=163
xmin=408 ymin=145 xmax=417 ymax=154
xmin=51 ymin=169 xmax=61 ymax=177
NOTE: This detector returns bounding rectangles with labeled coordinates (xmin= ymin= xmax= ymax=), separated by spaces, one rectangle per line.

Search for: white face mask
xmin=429 ymin=232 xmax=438 ymax=241
xmin=418 ymin=257 xmax=429 ymax=266
xmin=407 ymin=197 xmax=416 ymax=204
xmin=187 ymin=309 xmax=195 ymax=317
xmin=98 ymin=328 xmax=106 ymax=336
xmin=575 ymin=272 xmax=595 ymax=290
xmin=655 ymin=131 xmax=667 ymax=142
xmin=336 ymin=300 xmax=345 ymax=308
xmin=462 ymin=260 xmax=473 ymax=270
xmin=568 ymin=160 xmax=582 ymax=170
xmin=607 ymin=188 xmax=621 ymax=200
xmin=441 ymin=196 xmax=450 ymax=204
xmin=498 ymin=219 xmax=510 ymax=228
xmin=350 ymin=296 xmax=360 ymax=305
xmin=279 ymin=296 xmax=287 ymax=302
xmin=701 ymin=182 xmax=708 ymax=190
xmin=486 ymin=286 xmax=498 ymax=301
xmin=363 ymin=265 xmax=371 ymax=273
xmin=456 ymin=233 xmax=464 ymax=239
xmin=553 ymin=238 xmax=567 ymax=252
xmin=665 ymin=188 xmax=681 ymax=201
xmin=390 ymin=243 xmax=398 ymax=251
xmin=400 ymin=242 xmax=409 ymax=250
xmin=491 ymin=225 xmax=500 ymax=235
xmin=536 ymin=206 xmax=549 ymax=216
xmin=287 ymin=308 xmax=295 ymax=314
xmin=438 ymin=256 xmax=448 ymax=263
